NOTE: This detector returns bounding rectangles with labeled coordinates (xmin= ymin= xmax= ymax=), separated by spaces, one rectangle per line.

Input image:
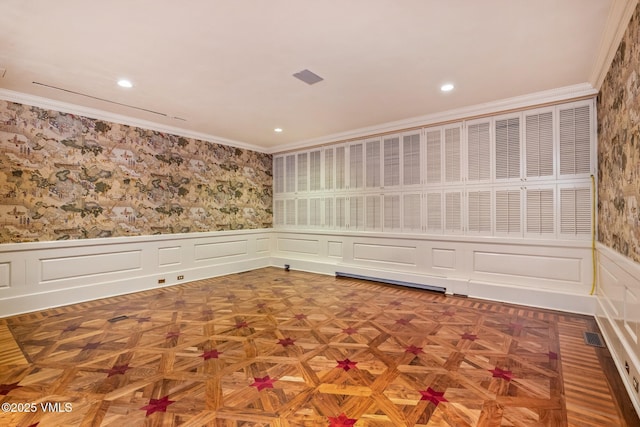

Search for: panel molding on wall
xmin=270 ymin=230 xmax=594 ymax=314
xmin=596 ymin=243 xmax=640 ymax=416
xmin=0 ymin=229 xmax=272 ymax=316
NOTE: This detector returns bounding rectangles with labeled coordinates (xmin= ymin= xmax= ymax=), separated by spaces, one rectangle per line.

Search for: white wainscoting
xmin=270 ymin=230 xmax=596 ymax=314
xmin=596 ymin=243 xmax=640 ymax=415
xmin=0 ymin=229 xmax=272 ymax=316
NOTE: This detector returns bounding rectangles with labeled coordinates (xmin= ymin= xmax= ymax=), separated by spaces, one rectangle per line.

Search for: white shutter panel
xmin=335 ymin=196 xmax=347 ymax=228
xmin=526 ymin=188 xmax=555 ymax=235
xmin=350 ymin=196 xmax=364 ymax=230
xmin=383 ymin=136 xmax=400 ymax=187
xmin=297 ymin=198 xmax=308 ymax=227
xmin=384 ymin=194 xmax=401 ymax=231
xmin=525 ymin=111 xmax=553 ymax=178
xmin=426 ymin=129 xmax=442 ymax=184
xmin=560 ymin=187 xmax=591 ymax=236
xmin=349 ymin=143 xmax=364 ymax=189
xmin=495 ymin=117 xmax=520 ymax=180
xmin=285 ymin=199 xmax=296 ymax=226
xmin=274 ymin=199 xmax=285 ymax=226
xmin=402 ymin=193 xmax=421 ymax=232
xmin=297 ymin=153 xmax=308 ymax=192
xmin=426 ymin=192 xmax=443 ymax=232
xmin=335 ymin=146 xmax=346 ymax=190
xmin=285 ymin=154 xmax=296 ymax=193
xmin=324 ymin=148 xmax=334 ymax=191
xmin=445 ymin=191 xmax=462 ymax=232
xmin=559 ymin=105 xmax=591 ymax=176
xmin=309 ymin=197 xmax=322 ymax=227
xmin=403 ymin=132 xmax=421 ymax=186
xmin=495 ymin=189 xmax=521 ymax=234
xmin=467 ymin=122 xmax=491 ymax=182
xmin=365 ymin=195 xmax=381 ymax=231
xmin=365 ymin=139 xmax=381 ymax=188
xmin=467 ymin=190 xmax=491 ymax=233
xmin=274 ymin=157 xmax=285 ymax=194
xmin=324 ymin=197 xmax=334 ymax=228
xmin=445 ymin=127 xmax=461 ymax=183
xmin=309 ymin=150 xmax=321 ymax=191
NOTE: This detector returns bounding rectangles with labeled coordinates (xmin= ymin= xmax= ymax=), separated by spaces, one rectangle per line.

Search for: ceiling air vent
xmin=293 ymin=69 xmax=323 ymax=85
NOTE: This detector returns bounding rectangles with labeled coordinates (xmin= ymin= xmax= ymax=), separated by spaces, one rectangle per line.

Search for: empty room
xmin=1 ymin=1 xmax=640 ymax=426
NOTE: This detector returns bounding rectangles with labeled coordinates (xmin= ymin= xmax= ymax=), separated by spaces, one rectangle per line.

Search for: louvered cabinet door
xmin=524 ymin=186 xmax=555 ymax=238
xmin=365 ymin=195 xmax=382 ymax=231
xmin=466 ymin=120 xmax=491 ymax=183
xmin=426 ymin=191 xmax=443 ymax=233
xmin=323 ymin=147 xmax=335 ymax=192
xmin=285 ymin=199 xmax=296 ymax=227
xmin=402 ymin=132 xmax=422 ymax=188
xmin=309 ymin=150 xmax=322 ymax=192
xmin=558 ymin=101 xmax=593 ymax=178
xmin=348 ymin=142 xmax=364 ymax=190
xmin=349 ymin=196 xmax=365 ymax=230
xmin=297 ymin=198 xmax=308 ymax=228
xmin=495 ymin=116 xmax=521 ymax=182
xmin=335 ymin=145 xmax=347 ymax=191
xmin=365 ymin=139 xmax=382 ymax=189
xmin=426 ymin=128 xmax=442 ymax=185
xmin=444 ymin=190 xmax=463 ymax=234
xmin=309 ymin=197 xmax=323 ymax=228
xmin=383 ymin=136 xmax=401 ymax=189
xmin=525 ymin=109 xmax=554 ymax=180
xmin=335 ymin=196 xmax=347 ymax=229
xmin=402 ymin=192 xmax=422 ymax=233
xmin=444 ymin=126 xmax=462 ymax=184
xmin=324 ymin=197 xmax=334 ymax=229
xmin=494 ymin=187 xmax=522 ymax=236
xmin=274 ymin=199 xmax=285 ymax=227
xmin=558 ymin=184 xmax=592 ymax=239
xmin=466 ymin=189 xmax=492 ymax=235
xmin=297 ymin=152 xmax=308 ymax=193
xmin=273 ymin=156 xmax=285 ymax=195
xmin=285 ymin=154 xmax=296 ymax=193
xmin=383 ymin=193 xmax=401 ymax=232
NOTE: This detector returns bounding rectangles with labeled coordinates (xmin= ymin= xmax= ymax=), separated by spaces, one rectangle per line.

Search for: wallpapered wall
xmin=0 ymin=101 xmax=272 ymax=243
xmin=597 ymin=3 xmax=640 ymax=263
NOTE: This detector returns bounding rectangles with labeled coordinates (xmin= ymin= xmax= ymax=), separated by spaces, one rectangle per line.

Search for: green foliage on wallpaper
xmin=597 ymin=3 xmax=640 ymax=262
xmin=0 ymin=101 xmax=273 ymax=243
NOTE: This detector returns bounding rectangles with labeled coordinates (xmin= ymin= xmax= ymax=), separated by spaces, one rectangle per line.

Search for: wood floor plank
xmin=0 ymin=267 xmax=637 ymax=426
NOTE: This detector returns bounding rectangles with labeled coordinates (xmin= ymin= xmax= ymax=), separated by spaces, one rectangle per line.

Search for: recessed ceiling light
xmin=440 ymin=83 xmax=454 ymax=92
xmin=274 ymin=128 xmax=283 ymax=133
xmin=117 ymin=79 xmax=133 ymax=88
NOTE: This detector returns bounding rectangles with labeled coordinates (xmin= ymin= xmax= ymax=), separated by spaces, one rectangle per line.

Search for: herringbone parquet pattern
xmin=0 ymin=268 xmax=635 ymax=426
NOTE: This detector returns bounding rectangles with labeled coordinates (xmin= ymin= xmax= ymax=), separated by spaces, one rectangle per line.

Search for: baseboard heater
xmin=335 ymin=272 xmax=446 ymax=294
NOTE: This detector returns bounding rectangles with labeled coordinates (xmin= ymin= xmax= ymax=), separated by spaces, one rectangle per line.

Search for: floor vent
xmin=335 ymin=272 xmax=445 ymax=294
xmin=583 ymin=331 xmax=605 ymax=348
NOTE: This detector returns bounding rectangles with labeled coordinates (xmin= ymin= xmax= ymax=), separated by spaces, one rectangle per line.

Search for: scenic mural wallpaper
xmin=597 ymin=3 xmax=640 ymax=263
xmin=0 ymin=101 xmax=273 ymax=243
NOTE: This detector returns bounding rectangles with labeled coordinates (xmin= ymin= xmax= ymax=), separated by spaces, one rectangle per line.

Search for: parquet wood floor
xmin=0 ymin=268 xmax=637 ymax=426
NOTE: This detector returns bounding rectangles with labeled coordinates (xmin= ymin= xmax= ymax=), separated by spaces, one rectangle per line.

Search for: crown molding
xmin=589 ymin=0 xmax=639 ymax=90
xmin=268 ymin=83 xmax=598 ymax=154
xmin=0 ymin=88 xmax=267 ymax=153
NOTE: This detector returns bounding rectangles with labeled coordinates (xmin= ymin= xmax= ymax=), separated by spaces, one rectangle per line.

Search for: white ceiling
xmin=0 ymin=0 xmax=630 ymax=152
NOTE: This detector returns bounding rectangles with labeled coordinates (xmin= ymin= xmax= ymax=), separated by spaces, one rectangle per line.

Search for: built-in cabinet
xmin=273 ymin=99 xmax=595 ymax=240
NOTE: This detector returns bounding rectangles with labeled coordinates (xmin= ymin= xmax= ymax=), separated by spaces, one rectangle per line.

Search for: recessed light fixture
xmin=274 ymin=128 xmax=283 ymax=133
xmin=117 ymin=79 xmax=133 ymax=88
xmin=440 ymin=83 xmax=454 ymax=92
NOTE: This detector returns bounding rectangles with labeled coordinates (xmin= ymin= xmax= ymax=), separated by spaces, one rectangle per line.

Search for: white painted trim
xmin=595 ymin=242 xmax=640 ymax=416
xmin=589 ymin=0 xmax=639 ymax=90
xmin=270 ymin=83 xmax=597 ymax=154
xmin=0 ymin=88 xmax=266 ymax=153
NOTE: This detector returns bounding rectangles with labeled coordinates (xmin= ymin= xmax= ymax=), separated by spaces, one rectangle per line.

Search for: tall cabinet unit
xmin=272 ymin=98 xmax=595 ymax=242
